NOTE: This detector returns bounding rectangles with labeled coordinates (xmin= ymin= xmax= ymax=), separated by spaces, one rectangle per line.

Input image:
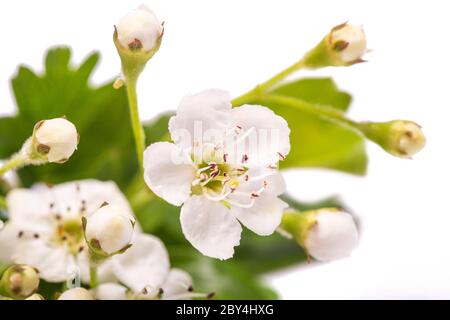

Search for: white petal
xmin=144 ymin=142 xmax=196 ymax=206
xmin=14 ymin=239 xmax=76 ymax=283
xmin=0 ymin=223 xmax=19 ymax=264
xmin=169 ymin=89 xmax=231 ymax=149
xmin=161 ymin=268 xmax=193 ymax=300
xmin=6 ymin=188 xmax=55 ymax=234
xmin=94 ymin=283 xmax=128 ymax=300
xmin=231 ymin=194 xmax=287 ymax=236
xmin=229 ymin=105 xmax=290 ymax=167
xmin=180 ymin=196 xmax=242 ymax=260
xmin=239 ymin=169 xmax=286 ymax=196
xmin=112 ymin=233 xmax=170 ymax=293
xmin=305 ymin=210 xmax=359 ymax=262
xmin=47 ymin=179 xmax=134 ymax=219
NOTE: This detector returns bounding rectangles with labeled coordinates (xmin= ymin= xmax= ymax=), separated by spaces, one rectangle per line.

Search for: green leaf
xmin=264 ymin=77 xmax=368 ymax=175
xmin=0 ymin=47 xmax=138 ymax=189
xmin=273 ymin=77 xmax=352 ymax=111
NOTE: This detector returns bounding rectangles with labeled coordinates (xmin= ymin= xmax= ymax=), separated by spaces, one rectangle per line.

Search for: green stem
xmin=232 ymin=59 xmax=306 ymax=106
xmin=126 ymin=77 xmax=146 ymax=174
xmin=0 ymin=154 xmax=25 ymax=177
xmin=0 ymin=196 xmax=6 ymax=209
xmin=89 ymin=262 xmax=98 ymax=289
xmin=256 ymin=93 xmax=360 ymax=129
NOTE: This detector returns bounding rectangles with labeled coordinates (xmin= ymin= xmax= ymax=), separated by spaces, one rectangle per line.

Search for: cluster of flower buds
xmin=0 ymin=264 xmax=40 ymax=299
xmin=303 ymin=22 xmax=367 ymax=68
xmin=83 ymin=203 xmax=135 ymax=258
xmin=281 ymin=208 xmax=358 ymax=261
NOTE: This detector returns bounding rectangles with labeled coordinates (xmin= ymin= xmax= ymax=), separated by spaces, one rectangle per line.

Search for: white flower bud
xmin=58 ymin=287 xmax=94 ymax=300
xmin=360 ymin=120 xmax=426 ymax=158
xmin=303 ymin=209 xmax=358 ymax=262
xmin=116 ymin=5 xmax=163 ymax=52
xmin=391 ymin=121 xmax=426 ymax=157
xmin=329 ymin=23 xmax=367 ymax=63
xmin=85 ymin=204 xmax=135 ymax=255
xmin=25 ymin=293 xmax=44 ymax=300
xmin=32 ymin=118 xmax=79 ymax=163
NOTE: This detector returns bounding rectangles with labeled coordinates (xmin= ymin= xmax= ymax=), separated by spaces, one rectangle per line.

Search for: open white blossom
xmin=32 ymin=118 xmax=79 ymax=163
xmin=85 ymin=204 xmax=135 ymax=255
xmin=0 ymin=180 xmax=134 ymax=282
xmin=330 ymin=23 xmax=367 ymax=63
xmin=116 ymin=4 xmax=163 ymax=52
xmin=304 ymin=209 xmax=358 ymax=261
xmin=144 ymin=89 xmax=290 ymax=259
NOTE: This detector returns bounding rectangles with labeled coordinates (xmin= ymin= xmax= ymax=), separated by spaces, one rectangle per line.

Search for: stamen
xmin=223 ymin=153 xmax=228 ymax=163
xmin=278 ymin=152 xmax=286 ymax=161
xmin=241 ymin=154 xmax=249 ymax=163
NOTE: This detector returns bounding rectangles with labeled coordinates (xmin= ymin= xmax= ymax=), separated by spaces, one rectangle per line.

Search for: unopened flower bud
xmin=26 ymin=293 xmax=44 ymax=300
xmin=58 ymin=287 xmax=94 ymax=300
xmin=303 ymin=22 xmax=367 ymax=68
xmin=114 ymin=5 xmax=164 ymax=81
xmin=328 ymin=23 xmax=367 ymax=63
xmin=31 ymin=118 xmax=79 ymax=163
xmin=116 ymin=5 xmax=163 ymax=52
xmin=281 ymin=208 xmax=358 ymax=262
xmin=0 ymin=264 xmax=40 ymax=299
xmin=84 ymin=204 xmax=135 ymax=256
xmin=360 ymin=120 xmax=426 ymax=158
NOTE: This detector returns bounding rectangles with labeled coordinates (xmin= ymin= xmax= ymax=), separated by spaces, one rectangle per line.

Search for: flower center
xmin=189 ymin=145 xmax=271 ymax=209
xmin=52 ymin=218 xmax=85 ymax=255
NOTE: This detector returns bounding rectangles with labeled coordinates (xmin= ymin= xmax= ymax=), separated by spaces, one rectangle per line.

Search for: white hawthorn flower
xmin=143 ymin=89 xmax=290 ymax=260
xmin=303 ymin=209 xmax=358 ymax=262
xmin=84 ymin=204 xmax=135 ymax=255
xmin=0 ymin=180 xmax=134 ymax=282
xmin=329 ymin=23 xmax=367 ymax=63
xmin=116 ymin=5 xmax=163 ymax=52
xmin=32 ymin=118 xmax=79 ymax=163
xmin=58 ymin=287 xmax=94 ymax=300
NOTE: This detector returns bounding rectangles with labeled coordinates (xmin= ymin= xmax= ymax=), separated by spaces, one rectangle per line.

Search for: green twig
xmin=126 ymin=77 xmax=146 ymax=174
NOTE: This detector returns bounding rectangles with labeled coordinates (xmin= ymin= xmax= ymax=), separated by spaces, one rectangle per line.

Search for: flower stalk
xmin=0 ymin=154 xmax=25 ymax=177
xmin=125 ymin=76 xmax=146 ymax=172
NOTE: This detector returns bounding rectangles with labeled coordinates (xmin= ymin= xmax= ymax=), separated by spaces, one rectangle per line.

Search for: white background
xmin=1 ymin=0 xmax=449 ymax=299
